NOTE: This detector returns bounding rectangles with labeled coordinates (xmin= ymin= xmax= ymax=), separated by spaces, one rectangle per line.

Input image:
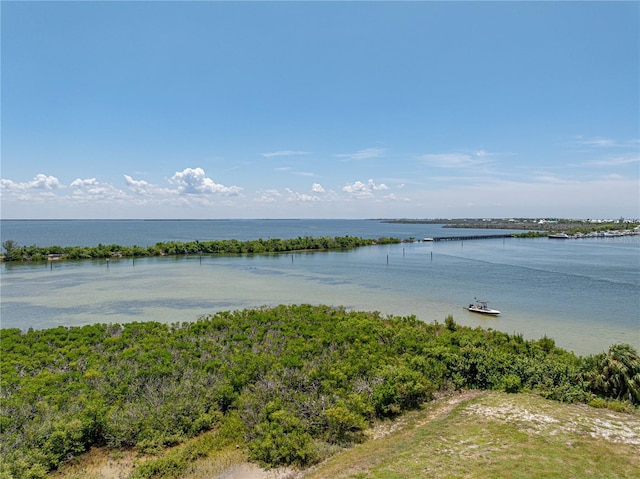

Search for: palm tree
xmin=590 ymin=344 xmax=640 ymax=404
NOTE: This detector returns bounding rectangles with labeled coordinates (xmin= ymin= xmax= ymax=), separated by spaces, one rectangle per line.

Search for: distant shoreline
xmin=381 ymin=218 xmax=640 ymax=232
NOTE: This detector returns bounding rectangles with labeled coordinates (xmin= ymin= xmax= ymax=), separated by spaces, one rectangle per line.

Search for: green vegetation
xmin=1 ymin=305 xmax=638 ymax=478
xmin=0 ymin=236 xmax=400 ymax=262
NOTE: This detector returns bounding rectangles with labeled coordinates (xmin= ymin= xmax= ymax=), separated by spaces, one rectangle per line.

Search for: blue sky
xmin=1 ymin=1 xmax=638 ymax=219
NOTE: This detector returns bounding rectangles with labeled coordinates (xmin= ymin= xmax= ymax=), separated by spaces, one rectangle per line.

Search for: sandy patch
xmin=464 ymin=395 xmax=640 ymax=447
xmin=215 ymin=463 xmax=298 ymax=479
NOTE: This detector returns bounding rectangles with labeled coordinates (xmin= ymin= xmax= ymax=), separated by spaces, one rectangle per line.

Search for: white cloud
xmin=70 ymin=178 xmax=104 ymax=190
xmin=1 ymin=168 xmax=244 ymax=214
xmin=256 ymin=189 xmax=282 ymax=203
xmin=124 ymin=175 xmax=173 ymax=196
xmin=1 ymin=174 xmax=61 ymax=193
xmin=335 ymin=148 xmax=386 ymax=160
xmin=69 ymin=177 xmax=128 ymax=201
xmin=381 ymin=193 xmax=410 ymax=203
xmin=369 ymin=179 xmax=389 ymax=191
xmin=2 ymin=159 xmax=637 ymax=219
xmin=169 ymin=167 xmax=241 ymax=195
xmin=285 ymin=188 xmax=320 ymax=202
xmin=262 ymin=150 xmax=311 ymax=158
xmin=342 ymin=179 xmax=389 ymax=198
xmin=576 ymin=153 xmax=640 ymax=167
xmin=571 ymin=135 xmax=640 ymax=150
xmin=573 ymin=136 xmax=616 ymax=147
xmin=32 ymin=174 xmax=61 ymax=190
xmin=124 ymin=175 xmax=152 ymax=195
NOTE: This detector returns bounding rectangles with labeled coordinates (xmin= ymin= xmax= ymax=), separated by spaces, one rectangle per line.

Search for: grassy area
xmin=54 ymin=391 xmax=639 ymax=479
xmin=302 ymin=391 xmax=640 ymax=479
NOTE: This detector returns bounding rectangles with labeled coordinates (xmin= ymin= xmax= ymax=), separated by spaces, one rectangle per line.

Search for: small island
xmin=0 ymin=236 xmax=401 ymax=263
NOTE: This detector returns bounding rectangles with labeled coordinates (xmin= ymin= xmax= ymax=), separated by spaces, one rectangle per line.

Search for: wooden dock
xmin=428 ymin=234 xmax=514 ymax=242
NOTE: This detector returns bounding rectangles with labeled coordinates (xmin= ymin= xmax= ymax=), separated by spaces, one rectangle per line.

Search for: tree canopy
xmin=0 ymin=236 xmax=400 ymax=262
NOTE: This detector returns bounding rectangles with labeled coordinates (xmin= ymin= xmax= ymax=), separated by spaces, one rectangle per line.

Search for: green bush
xmin=372 ymin=365 xmax=434 ymax=417
xmin=323 ymin=403 xmax=368 ymax=445
xmin=248 ymin=404 xmax=318 ymax=467
xmin=588 ymin=397 xmax=607 ymax=409
xmin=500 ymin=374 xmax=522 ymax=394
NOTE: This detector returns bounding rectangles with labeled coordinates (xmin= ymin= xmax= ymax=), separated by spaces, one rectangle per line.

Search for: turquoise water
xmin=1 ymin=220 xmax=638 ymax=356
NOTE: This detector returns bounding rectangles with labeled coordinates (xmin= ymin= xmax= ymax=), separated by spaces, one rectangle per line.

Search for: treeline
xmin=0 ymin=236 xmax=400 ymax=262
xmin=1 ymin=305 xmax=639 ymax=478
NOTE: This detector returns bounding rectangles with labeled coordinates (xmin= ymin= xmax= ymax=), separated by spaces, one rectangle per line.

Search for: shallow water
xmin=1 ymin=220 xmax=638 ymax=356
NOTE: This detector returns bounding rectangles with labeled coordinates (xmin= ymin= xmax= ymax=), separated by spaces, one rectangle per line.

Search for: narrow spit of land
xmin=0 ymin=235 xmax=401 ymax=262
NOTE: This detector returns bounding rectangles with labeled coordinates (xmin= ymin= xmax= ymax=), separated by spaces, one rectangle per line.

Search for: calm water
xmin=1 ymin=220 xmax=638 ymax=356
xmin=0 ymin=219 xmax=519 ymax=246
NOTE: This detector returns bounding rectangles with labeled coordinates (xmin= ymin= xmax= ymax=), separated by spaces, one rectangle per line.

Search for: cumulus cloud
xmin=169 ymin=167 xmax=241 ymax=195
xmin=1 ymin=174 xmax=63 ymax=203
xmin=285 ymin=188 xmax=320 ymax=202
xmin=311 ymin=183 xmax=325 ymax=193
xmin=124 ymin=175 xmax=174 ymax=196
xmin=32 ymin=174 xmax=61 ymax=190
xmin=382 ymin=193 xmax=410 ymax=202
xmin=256 ymin=189 xmax=282 ymax=203
xmin=335 ymin=148 xmax=386 ymax=160
xmin=342 ymin=179 xmax=389 ymax=197
xmin=1 ymin=174 xmax=61 ymax=192
xmin=69 ymin=177 xmax=128 ymax=200
xmin=70 ymin=177 xmax=99 ymax=189
xmin=1 ymin=168 xmax=245 ymax=213
xmin=124 ymin=175 xmax=153 ymax=194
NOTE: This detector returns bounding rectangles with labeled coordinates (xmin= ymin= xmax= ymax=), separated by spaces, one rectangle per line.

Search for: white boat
xmin=548 ymin=233 xmax=571 ymax=239
xmin=464 ymin=299 xmax=500 ymax=315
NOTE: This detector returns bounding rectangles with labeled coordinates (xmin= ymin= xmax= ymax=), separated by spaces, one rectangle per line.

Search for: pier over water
xmin=428 ymin=234 xmax=515 ymax=242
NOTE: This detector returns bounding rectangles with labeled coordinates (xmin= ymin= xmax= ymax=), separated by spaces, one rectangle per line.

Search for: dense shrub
xmin=1 ymin=305 xmax=637 ymax=476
